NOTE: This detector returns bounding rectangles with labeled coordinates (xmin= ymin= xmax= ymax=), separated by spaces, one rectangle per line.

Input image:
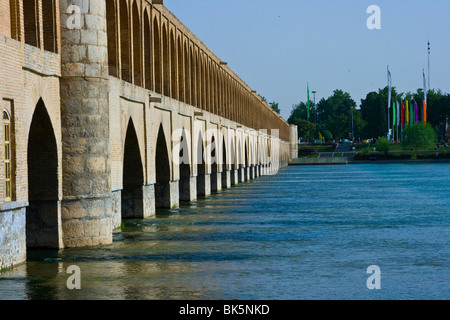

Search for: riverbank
xmin=289 ymin=157 xmax=450 ymax=166
xmin=350 ymin=158 xmax=450 ymax=164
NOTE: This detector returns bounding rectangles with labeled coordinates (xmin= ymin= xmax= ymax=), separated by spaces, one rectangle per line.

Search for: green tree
xmin=291 ymin=118 xmax=315 ymax=141
xmin=403 ymin=122 xmax=437 ymax=156
xmin=316 ymin=90 xmax=357 ymax=140
xmin=425 ymin=90 xmax=450 ymax=140
xmin=360 ymin=91 xmax=387 ymax=139
xmin=269 ymin=101 xmax=281 ymax=114
xmin=288 ymin=102 xmax=309 ymax=124
xmin=375 ymin=137 xmax=391 ymax=155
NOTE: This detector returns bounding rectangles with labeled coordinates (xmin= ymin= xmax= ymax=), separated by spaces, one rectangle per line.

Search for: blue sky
xmin=164 ymin=0 xmax=450 ymax=120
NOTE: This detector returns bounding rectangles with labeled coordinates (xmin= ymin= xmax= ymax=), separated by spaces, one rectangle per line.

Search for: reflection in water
xmin=1 ymin=164 xmax=449 ymax=300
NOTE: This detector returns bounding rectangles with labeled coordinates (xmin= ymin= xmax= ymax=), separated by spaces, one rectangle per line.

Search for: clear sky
xmin=164 ymin=0 xmax=450 ymax=120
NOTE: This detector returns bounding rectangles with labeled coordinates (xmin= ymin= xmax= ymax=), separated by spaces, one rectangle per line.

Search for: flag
xmin=410 ymin=100 xmax=414 ymax=126
xmin=423 ymin=70 xmax=428 ymax=123
xmin=397 ymin=101 xmax=400 ymax=126
xmin=423 ymin=100 xmax=427 ymax=123
xmin=406 ymin=100 xmax=410 ymax=126
xmin=402 ymin=103 xmax=405 ymax=126
xmin=414 ymin=101 xmax=419 ymax=123
xmin=387 ymin=67 xmax=392 ymax=112
xmin=307 ymin=83 xmax=310 ymax=121
xmin=393 ymin=101 xmax=396 ymax=127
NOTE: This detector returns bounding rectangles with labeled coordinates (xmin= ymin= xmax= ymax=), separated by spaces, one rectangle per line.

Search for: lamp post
xmin=312 ymin=91 xmax=316 ymax=140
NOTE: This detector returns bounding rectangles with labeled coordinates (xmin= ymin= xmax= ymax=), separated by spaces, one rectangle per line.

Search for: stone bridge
xmin=0 ymin=0 xmax=298 ymax=268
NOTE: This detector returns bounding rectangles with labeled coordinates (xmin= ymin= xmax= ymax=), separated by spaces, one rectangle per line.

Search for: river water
xmin=1 ymin=164 xmax=449 ymax=300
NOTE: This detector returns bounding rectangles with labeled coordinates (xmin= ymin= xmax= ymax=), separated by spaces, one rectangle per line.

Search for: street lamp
xmin=312 ymin=91 xmax=317 ymax=140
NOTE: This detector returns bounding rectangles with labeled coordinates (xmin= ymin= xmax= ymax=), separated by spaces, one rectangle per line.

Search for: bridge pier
xmin=211 ymin=172 xmax=222 ymax=192
xmin=169 ymin=181 xmax=180 ymax=209
xmin=197 ymin=173 xmax=211 ymax=197
xmin=221 ymin=170 xmax=231 ymax=189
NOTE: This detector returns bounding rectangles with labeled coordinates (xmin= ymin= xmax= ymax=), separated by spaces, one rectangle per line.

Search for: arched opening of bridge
xmin=221 ymin=136 xmax=228 ymax=188
xmin=132 ymin=1 xmax=142 ymax=87
xmin=23 ymin=0 xmax=39 ymax=47
xmin=249 ymin=142 xmax=254 ymax=180
xmin=244 ymin=141 xmax=249 ymax=181
xmin=162 ymin=24 xmax=170 ymax=96
xmin=119 ymin=0 xmax=131 ymax=83
xmin=122 ymin=119 xmax=144 ymax=218
xmin=238 ymin=141 xmax=243 ymax=182
xmin=196 ymin=133 xmax=206 ymax=197
xmin=26 ymin=99 xmax=60 ymax=249
xmin=210 ymin=135 xmax=219 ymax=192
xmin=153 ymin=18 xmax=162 ymax=94
xmin=144 ymin=9 xmax=151 ymax=90
xmin=106 ymin=0 xmax=118 ymax=77
xmin=230 ymin=138 xmax=236 ymax=185
xmin=179 ymin=129 xmax=191 ymax=201
xmin=155 ymin=124 xmax=171 ymax=209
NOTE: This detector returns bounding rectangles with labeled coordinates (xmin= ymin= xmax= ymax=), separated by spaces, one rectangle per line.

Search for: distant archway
xmin=27 ymin=99 xmax=59 ymax=249
xmin=230 ymin=137 xmax=236 ymax=185
xmin=179 ymin=129 xmax=191 ymax=201
xmin=244 ymin=140 xmax=248 ymax=181
xmin=210 ymin=135 xmax=218 ymax=192
xmin=196 ymin=133 xmax=206 ymax=196
xmin=221 ymin=136 xmax=228 ymax=188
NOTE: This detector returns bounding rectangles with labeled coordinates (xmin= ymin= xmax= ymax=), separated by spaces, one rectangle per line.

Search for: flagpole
xmin=387 ymin=66 xmax=391 ymax=140
xmin=428 ymin=41 xmax=431 ymax=90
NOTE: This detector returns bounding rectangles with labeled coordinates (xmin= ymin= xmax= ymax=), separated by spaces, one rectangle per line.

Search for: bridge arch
xmin=153 ymin=17 xmax=162 ymax=94
xmin=119 ymin=0 xmax=131 ymax=82
xmin=184 ymin=40 xmax=190 ymax=105
xmin=122 ymin=118 xmax=144 ymax=218
xmin=210 ymin=133 xmax=219 ymax=192
xmin=221 ymin=135 xmax=229 ymax=189
xmin=170 ymin=29 xmax=177 ymax=99
xmin=155 ymin=124 xmax=171 ymax=209
xmin=26 ymin=99 xmax=60 ymax=249
xmin=178 ymin=128 xmax=192 ymax=201
xmin=106 ymin=0 xmax=118 ymax=77
xmin=132 ymin=1 xmax=142 ymax=87
xmin=162 ymin=23 xmax=170 ymax=96
xmin=177 ymin=36 xmax=185 ymax=102
xmin=144 ymin=8 xmax=151 ymax=90
xmin=196 ymin=132 xmax=206 ymax=196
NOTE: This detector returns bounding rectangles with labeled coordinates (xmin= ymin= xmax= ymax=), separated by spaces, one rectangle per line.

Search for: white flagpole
xmin=387 ymin=66 xmax=391 ymax=140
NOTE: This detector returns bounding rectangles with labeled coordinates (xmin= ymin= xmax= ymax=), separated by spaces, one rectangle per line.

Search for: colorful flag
xmin=307 ymin=83 xmax=310 ymax=121
xmin=406 ymin=100 xmax=410 ymax=126
xmin=410 ymin=100 xmax=414 ymax=126
xmin=397 ymin=101 xmax=400 ymax=126
xmin=414 ymin=101 xmax=419 ymax=123
xmin=393 ymin=101 xmax=396 ymax=127
xmin=402 ymin=103 xmax=405 ymax=126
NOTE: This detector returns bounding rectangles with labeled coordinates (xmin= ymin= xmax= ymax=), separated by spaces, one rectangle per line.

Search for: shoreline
xmin=349 ymin=158 xmax=450 ymax=164
xmin=289 ymin=158 xmax=450 ymax=166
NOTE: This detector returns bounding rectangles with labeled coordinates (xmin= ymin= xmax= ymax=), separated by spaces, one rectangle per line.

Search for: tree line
xmin=286 ymin=87 xmax=450 ymax=142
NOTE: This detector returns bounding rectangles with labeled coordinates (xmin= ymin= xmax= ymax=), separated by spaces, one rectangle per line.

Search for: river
xmin=1 ymin=164 xmax=449 ymax=300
